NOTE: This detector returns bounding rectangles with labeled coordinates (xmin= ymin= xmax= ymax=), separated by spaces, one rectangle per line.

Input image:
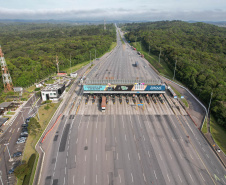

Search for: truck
xmin=101 ymin=96 xmax=106 ymax=112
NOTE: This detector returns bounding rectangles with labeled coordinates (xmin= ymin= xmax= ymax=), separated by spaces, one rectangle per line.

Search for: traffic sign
xmin=181 ymin=96 xmax=184 ymax=99
xmin=137 ymin=104 xmax=143 ymax=106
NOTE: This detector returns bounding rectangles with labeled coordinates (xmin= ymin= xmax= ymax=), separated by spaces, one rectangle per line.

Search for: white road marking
xmin=143 ymin=173 xmax=146 ymax=182
xmin=64 ymin=177 xmax=65 ymax=185
xmin=178 ymin=174 xmax=182 ymax=182
xmin=66 ymin=158 xmax=67 ymax=164
xmin=87 ymin=122 xmax=89 ymax=129
xmin=169 ymin=153 xmax=172 ymax=159
xmin=119 ymin=174 xmax=122 ymax=183
xmin=143 ymin=135 xmax=145 ymax=141
xmin=148 ymin=151 xmax=150 ymax=158
xmin=9 ymin=128 xmax=12 ymax=132
xmin=190 ymin=153 xmax=193 ymax=160
xmin=125 ymin=135 xmax=127 ymax=141
xmin=131 ymin=173 xmax=134 ymax=182
xmin=154 ymin=170 xmax=157 ymax=179
xmin=200 ymin=172 xmax=205 ymax=182
xmin=138 ymin=153 xmax=140 ymax=160
xmin=107 ymin=174 xmax=109 ymax=184
xmin=17 ymin=128 xmax=20 ymax=132
xmin=84 ymin=176 xmax=86 ymax=184
xmin=216 ymin=169 xmax=219 ymax=174
xmin=73 ymin=175 xmax=75 ymax=184
xmin=134 ymin=135 xmax=136 ymax=141
xmin=206 ymin=154 xmax=209 ymax=158
xmin=179 ymin=153 xmax=182 ymax=159
xmin=75 ymin=155 xmax=76 ymax=163
xmin=65 ymin=167 xmax=67 ymax=174
xmin=202 ymin=148 xmax=205 ymax=152
xmin=167 ymin=174 xmax=170 ymax=182
xmin=172 ymin=138 xmax=175 ymax=142
xmin=96 ymin=175 xmax=98 ymax=184
xmin=159 ymin=154 xmax=162 ymax=160
xmin=221 ymin=178 xmax=225 ymax=184
xmin=128 ymin=153 xmax=130 ymax=160
xmin=189 ymin=173 xmax=194 ymax=182
xmin=147 ymin=122 xmax=151 ymax=129
xmin=76 ymin=138 xmax=78 ymax=144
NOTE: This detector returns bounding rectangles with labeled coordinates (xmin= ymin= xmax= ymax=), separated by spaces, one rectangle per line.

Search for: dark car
xmin=9 ymin=161 xmax=21 ymax=174
xmin=25 ymin=117 xmax=32 ymax=123
xmin=22 ymin=128 xmax=28 ymax=132
xmin=13 ymin=152 xmax=22 ymax=158
xmin=9 ymin=168 xmax=14 ymax=174
xmin=22 ymin=123 xmax=28 ymax=128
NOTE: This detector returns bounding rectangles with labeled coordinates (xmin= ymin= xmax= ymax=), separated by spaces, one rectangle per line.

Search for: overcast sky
xmin=0 ymin=0 xmax=226 ymax=21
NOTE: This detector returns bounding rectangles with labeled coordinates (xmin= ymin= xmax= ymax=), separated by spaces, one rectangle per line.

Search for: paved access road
xmin=39 ymin=26 xmax=225 ymax=185
xmin=0 ymin=95 xmax=41 ymax=185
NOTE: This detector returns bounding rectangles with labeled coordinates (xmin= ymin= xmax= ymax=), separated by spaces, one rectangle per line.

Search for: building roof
xmin=41 ymin=84 xmax=64 ymax=92
xmin=0 ymin=117 xmax=9 ymax=127
xmin=0 ymin=102 xmax=13 ymax=108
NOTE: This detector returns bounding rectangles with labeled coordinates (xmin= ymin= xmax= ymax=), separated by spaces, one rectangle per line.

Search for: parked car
xmin=13 ymin=152 xmax=22 ymax=158
xmin=9 ymin=161 xmax=21 ymax=174
xmin=25 ymin=117 xmax=32 ymax=123
xmin=22 ymin=128 xmax=28 ymax=132
xmin=21 ymin=124 xmax=28 ymax=128
xmin=21 ymin=131 xmax=28 ymax=135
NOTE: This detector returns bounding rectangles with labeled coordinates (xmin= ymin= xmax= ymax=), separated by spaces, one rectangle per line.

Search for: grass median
xmin=210 ymin=116 xmax=226 ymax=154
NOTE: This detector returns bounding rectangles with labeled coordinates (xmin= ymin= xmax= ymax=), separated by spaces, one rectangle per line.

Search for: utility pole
xmin=159 ymin=47 xmax=161 ymax=63
xmin=173 ymin=59 xmax=177 ymax=80
xmin=4 ymin=143 xmax=12 ymax=161
xmin=148 ymin=45 xmax=150 ymax=55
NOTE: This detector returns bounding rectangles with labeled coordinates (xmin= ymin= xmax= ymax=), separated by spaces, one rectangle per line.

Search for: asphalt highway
xmin=39 ymin=25 xmax=226 ymax=185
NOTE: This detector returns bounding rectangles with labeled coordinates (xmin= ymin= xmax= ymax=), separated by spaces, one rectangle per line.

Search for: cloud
xmin=0 ymin=8 xmax=225 ymax=21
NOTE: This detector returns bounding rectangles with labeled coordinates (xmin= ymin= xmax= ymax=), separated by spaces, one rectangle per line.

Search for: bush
xmin=34 ymin=88 xmax=40 ymax=91
xmin=28 ymin=118 xmax=41 ymax=135
xmin=22 ymin=153 xmax=36 ymax=185
xmin=14 ymin=162 xmax=29 ymax=181
xmin=44 ymin=105 xmax=50 ymax=110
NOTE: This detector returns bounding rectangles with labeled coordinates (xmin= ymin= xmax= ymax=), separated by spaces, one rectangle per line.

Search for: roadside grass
xmin=26 ymin=86 xmax=36 ymax=93
xmin=44 ymin=78 xmax=55 ymax=84
xmin=18 ymin=102 xmax=61 ymax=185
xmin=210 ymin=115 xmax=226 ymax=154
xmin=7 ymin=111 xmax=15 ymax=115
xmin=201 ymin=119 xmax=208 ymax=134
xmin=65 ymin=60 xmax=90 ymax=74
xmin=131 ymin=42 xmax=174 ymax=78
xmin=109 ymin=42 xmax=117 ymax=51
xmin=169 ymin=85 xmax=189 ymax=108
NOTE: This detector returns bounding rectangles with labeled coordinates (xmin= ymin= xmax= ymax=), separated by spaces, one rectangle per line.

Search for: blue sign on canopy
xmin=145 ymin=85 xmax=165 ymax=91
xmin=83 ymin=85 xmax=106 ymax=91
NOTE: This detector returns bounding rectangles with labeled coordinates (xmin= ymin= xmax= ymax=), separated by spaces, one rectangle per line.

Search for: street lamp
xmin=205 ymin=91 xmax=213 ymax=127
xmin=4 ymin=143 xmax=12 ymax=162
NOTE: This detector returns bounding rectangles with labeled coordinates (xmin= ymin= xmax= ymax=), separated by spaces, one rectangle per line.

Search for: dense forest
xmin=0 ymin=23 xmax=116 ymax=88
xmin=123 ymin=21 xmax=226 ymax=127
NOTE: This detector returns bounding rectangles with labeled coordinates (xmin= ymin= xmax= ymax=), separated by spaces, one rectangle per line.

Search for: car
xmin=22 ymin=124 xmax=28 ymax=128
xmin=25 ymin=117 xmax=32 ymax=123
xmin=13 ymin=152 xmax=22 ymax=158
xmin=16 ymin=140 xmax=25 ymax=144
xmin=22 ymin=128 xmax=28 ymax=132
xmin=217 ymin=149 xmax=221 ymax=152
xmin=20 ymin=134 xmax=28 ymax=137
xmin=9 ymin=168 xmax=14 ymax=174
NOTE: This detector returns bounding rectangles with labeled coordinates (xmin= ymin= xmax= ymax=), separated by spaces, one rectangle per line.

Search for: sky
xmin=0 ymin=0 xmax=226 ymax=21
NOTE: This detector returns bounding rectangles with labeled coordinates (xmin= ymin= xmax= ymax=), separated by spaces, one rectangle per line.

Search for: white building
xmin=70 ymin=72 xmax=77 ymax=78
xmin=41 ymin=84 xmax=65 ymax=102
